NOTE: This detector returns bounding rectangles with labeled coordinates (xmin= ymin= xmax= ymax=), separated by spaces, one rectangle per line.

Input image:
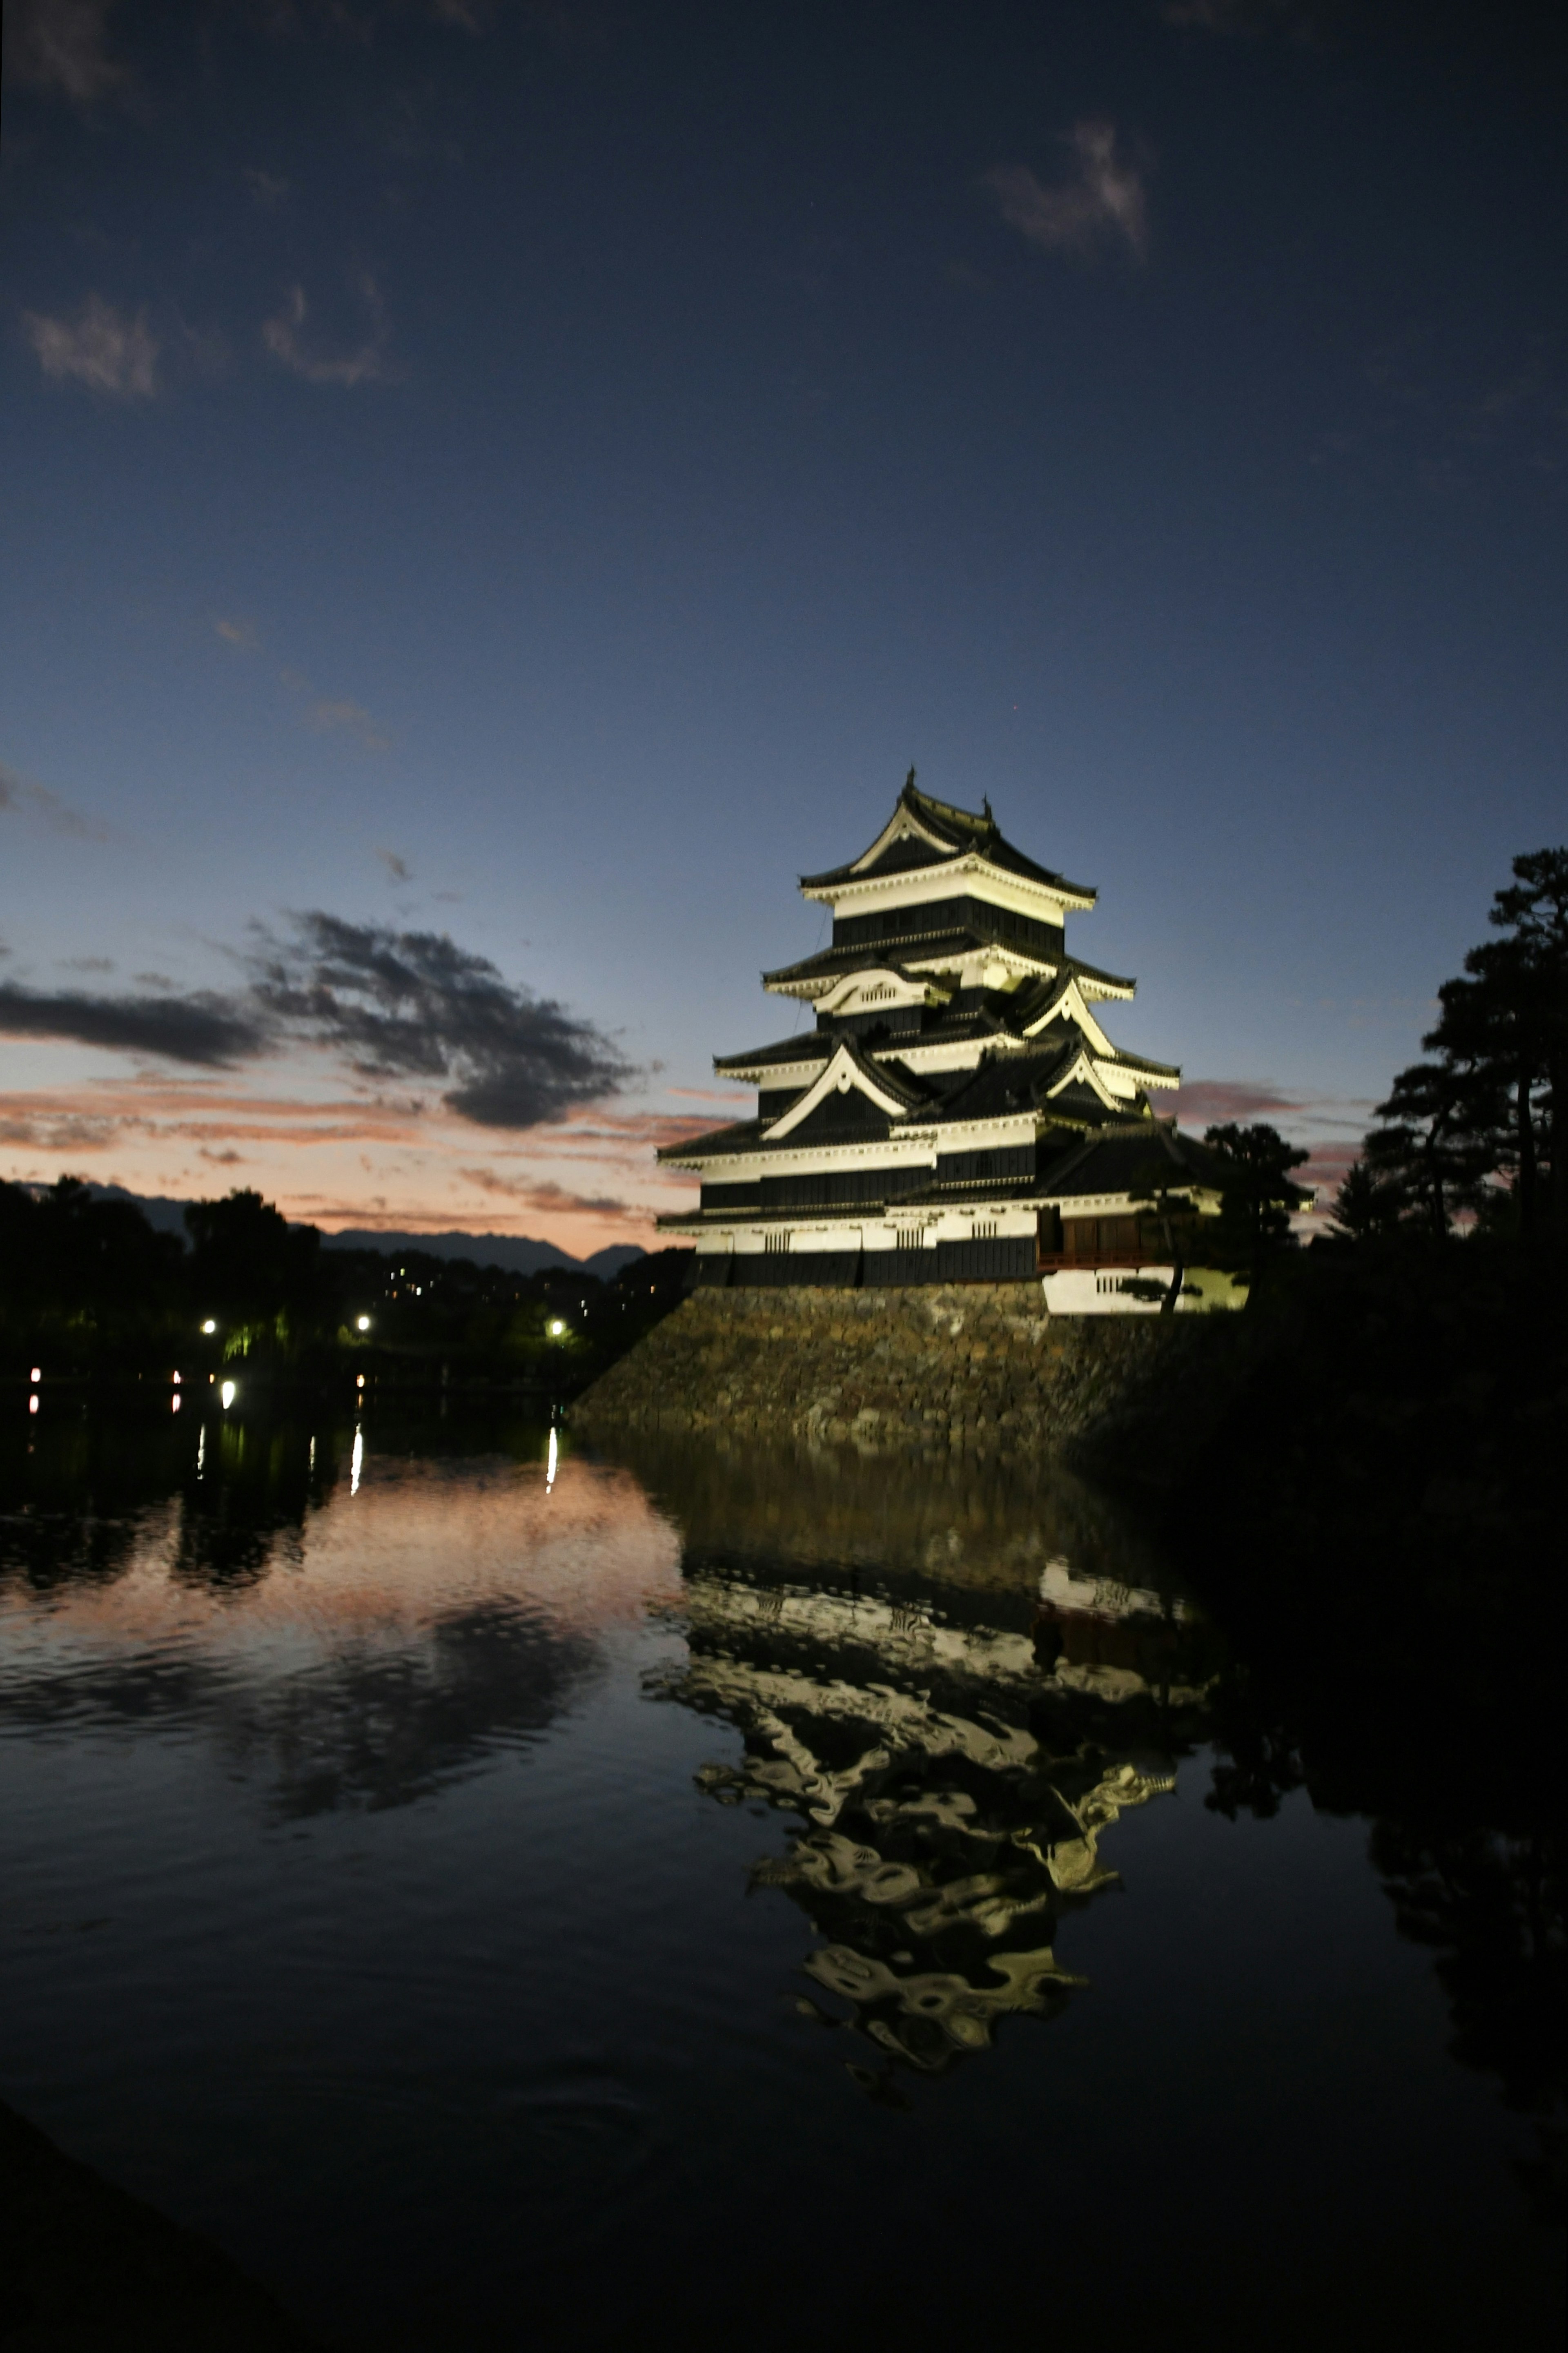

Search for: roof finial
xmin=904 ymin=765 xmax=917 ymax=795
xmin=982 ymin=794 xmax=994 ymax=823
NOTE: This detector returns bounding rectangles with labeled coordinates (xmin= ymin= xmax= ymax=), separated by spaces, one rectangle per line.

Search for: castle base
xmin=572 ymin=1282 xmax=1209 ymax=1454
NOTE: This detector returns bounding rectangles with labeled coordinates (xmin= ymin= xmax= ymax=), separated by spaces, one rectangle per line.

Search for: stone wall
xmin=572 ymin=1282 xmax=1211 ymax=1461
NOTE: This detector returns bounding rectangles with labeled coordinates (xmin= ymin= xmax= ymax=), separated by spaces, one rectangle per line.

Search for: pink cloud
xmin=459 ymin=1169 xmax=633 ymax=1218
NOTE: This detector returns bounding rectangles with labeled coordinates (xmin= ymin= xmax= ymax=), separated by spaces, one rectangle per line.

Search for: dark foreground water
xmin=0 ymin=1401 xmax=1559 ymax=2351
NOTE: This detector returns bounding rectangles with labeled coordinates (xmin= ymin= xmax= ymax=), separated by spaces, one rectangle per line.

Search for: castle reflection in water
xmin=631 ymin=1434 xmax=1221 ymax=2088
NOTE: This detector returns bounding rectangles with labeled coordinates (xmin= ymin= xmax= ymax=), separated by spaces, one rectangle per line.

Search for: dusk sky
xmin=2 ymin=0 xmax=1563 ymax=1253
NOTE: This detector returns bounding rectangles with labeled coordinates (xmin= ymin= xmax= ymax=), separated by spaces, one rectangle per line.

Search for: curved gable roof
xmin=764 ymin=1033 xmax=932 ymax=1142
xmin=800 ymin=774 xmax=1095 ymax=905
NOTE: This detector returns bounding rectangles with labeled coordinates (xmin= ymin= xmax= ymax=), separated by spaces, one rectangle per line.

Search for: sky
xmin=2 ymin=0 xmax=1563 ymax=1253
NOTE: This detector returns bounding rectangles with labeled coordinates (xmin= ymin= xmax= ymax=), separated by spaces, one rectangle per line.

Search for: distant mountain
xmin=80 ymin=1185 xmax=645 ymax=1280
xmin=82 ymin=1183 xmax=198 ymax=1238
xmin=321 ymin=1228 xmax=646 ymax=1280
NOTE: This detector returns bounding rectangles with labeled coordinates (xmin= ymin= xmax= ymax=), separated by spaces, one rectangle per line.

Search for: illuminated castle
xmin=659 ymin=774 xmax=1234 ymax=1305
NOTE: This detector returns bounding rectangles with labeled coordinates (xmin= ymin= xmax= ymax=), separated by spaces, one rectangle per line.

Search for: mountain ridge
xmin=77 ymin=1184 xmax=644 ymax=1281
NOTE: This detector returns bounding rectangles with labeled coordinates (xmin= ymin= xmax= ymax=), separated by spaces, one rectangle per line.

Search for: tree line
xmin=1127 ymin=845 xmax=1564 ymax=1300
xmin=0 ymin=1180 xmax=688 ymax=1384
xmin=1338 ymin=848 xmax=1565 ymax=1245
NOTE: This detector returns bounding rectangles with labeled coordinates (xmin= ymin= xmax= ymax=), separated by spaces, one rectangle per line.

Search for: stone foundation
xmin=572 ymin=1282 xmax=1207 ymax=1458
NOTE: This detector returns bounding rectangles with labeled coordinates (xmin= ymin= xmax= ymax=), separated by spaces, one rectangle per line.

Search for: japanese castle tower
xmin=659 ymin=775 xmax=1234 ymax=1307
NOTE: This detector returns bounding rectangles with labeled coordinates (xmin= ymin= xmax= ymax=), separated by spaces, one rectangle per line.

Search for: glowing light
xmin=546 ymin=1426 xmax=558 ymax=1491
xmin=220 ymin=1380 xmax=236 ymax=1409
xmin=356 ymin=1315 xmax=371 ymax=1332
xmin=196 ymin=1427 xmax=205 ymax=1473
xmin=29 ymin=1367 xmax=41 ymax=1385
xmin=172 ymin=1394 xmax=181 ymax=1414
xmin=201 ymin=1318 xmax=217 ymax=1334
xmin=309 ymin=1436 xmax=316 ymax=1471
xmin=351 ymin=1427 xmax=364 ymax=1495
xmin=548 ymin=1319 xmax=565 ymax=1337
xmin=356 ymin=1373 xmax=365 ymax=1389
xmin=28 ymin=1395 xmax=38 ymax=1417
xmin=172 ymin=1371 xmax=182 ymax=1386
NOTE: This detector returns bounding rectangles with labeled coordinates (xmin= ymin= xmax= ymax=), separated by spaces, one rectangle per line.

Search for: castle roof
xmin=1034 ymin=1121 xmax=1231 ymax=1200
xmin=762 ymin=930 xmax=1000 ymax=993
xmin=800 ymin=775 xmax=1095 ymax=906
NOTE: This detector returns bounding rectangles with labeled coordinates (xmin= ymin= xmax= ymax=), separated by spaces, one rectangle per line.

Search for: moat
xmin=0 ymin=1400 xmax=1559 ymax=2350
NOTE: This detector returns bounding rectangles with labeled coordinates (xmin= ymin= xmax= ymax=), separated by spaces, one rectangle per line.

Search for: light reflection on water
xmin=0 ymin=1405 xmax=1559 ymax=2351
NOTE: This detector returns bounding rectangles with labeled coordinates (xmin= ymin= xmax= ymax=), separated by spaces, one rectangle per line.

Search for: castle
xmin=659 ymin=775 xmax=1237 ymax=1311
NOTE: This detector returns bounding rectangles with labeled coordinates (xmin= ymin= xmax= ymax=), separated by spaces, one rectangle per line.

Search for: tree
xmin=1362 ymin=1059 xmax=1498 ymax=1241
xmin=1201 ymin=1123 xmax=1312 ymax=1288
xmin=1330 ymin=1159 xmax=1405 ymax=1242
xmin=1126 ymin=1157 xmax=1198 ymax=1313
xmin=1360 ymin=847 xmax=1566 ymax=1245
xmin=183 ymin=1190 xmax=332 ymax=1354
xmin=1481 ymin=848 xmax=1567 ymax=1241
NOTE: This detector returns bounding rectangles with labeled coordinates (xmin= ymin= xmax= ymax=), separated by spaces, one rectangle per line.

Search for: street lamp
xmin=201 ymin=1318 xmax=217 ymax=1334
xmin=356 ymin=1315 xmax=372 ymax=1332
xmin=548 ymin=1318 xmax=566 ymax=1338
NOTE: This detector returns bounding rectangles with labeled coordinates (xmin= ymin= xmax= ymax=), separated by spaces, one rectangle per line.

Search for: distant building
xmin=659 ymin=774 xmax=1238 ymax=1307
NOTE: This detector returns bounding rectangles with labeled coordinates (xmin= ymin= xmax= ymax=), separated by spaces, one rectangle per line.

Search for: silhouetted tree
xmin=1330 ymin=1158 xmax=1405 ymax=1242
xmin=1359 ymin=848 xmax=1566 ymax=1243
xmin=1200 ymin=1122 xmax=1312 ymax=1288
xmin=1126 ymin=1159 xmax=1197 ymax=1313
xmin=0 ymin=1178 xmax=184 ymax=1367
xmin=1362 ymin=1059 xmax=1497 ymax=1239
xmin=183 ymin=1190 xmax=332 ymax=1355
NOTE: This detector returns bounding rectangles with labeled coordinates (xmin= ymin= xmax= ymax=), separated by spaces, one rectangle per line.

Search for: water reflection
xmin=0 ymin=1404 xmax=682 ymax=1819
xmin=627 ymin=1433 xmax=1219 ymax=2088
xmin=0 ymin=1403 xmax=1558 ymax=2239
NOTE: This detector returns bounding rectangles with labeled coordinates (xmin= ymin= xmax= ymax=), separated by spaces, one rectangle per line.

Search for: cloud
xmin=984 ymin=124 xmax=1147 ymax=263
xmin=22 ymin=293 xmax=158 ymax=397
xmin=2 ymin=910 xmax=637 ymax=1133
xmin=244 ymin=167 xmax=290 ymax=209
xmin=376 ymin=848 xmax=412 ymax=881
xmin=0 ymin=759 xmax=107 ymax=839
xmin=0 ymin=1111 xmax=119 ymax=1152
xmin=1173 ymin=1077 xmax=1376 ymax=1135
xmin=459 ymin=1170 xmax=630 ymax=1217
xmin=262 ymin=280 xmax=388 ymax=388
xmin=308 ymin=696 xmax=391 ymax=750
xmin=1170 ymin=1077 xmax=1374 ymax=1225
xmin=214 ymin=617 xmax=260 ymax=649
xmin=542 ymin=1106 xmax=738 ymax=1158
xmin=0 ymin=980 xmax=267 ymax=1066
xmin=1172 ymin=1078 xmax=1302 ymax=1125
xmin=2 ymin=0 xmax=121 ymax=104
xmin=249 ymin=912 xmax=637 ymax=1129
xmin=0 ymin=1079 xmax=433 ymax=1163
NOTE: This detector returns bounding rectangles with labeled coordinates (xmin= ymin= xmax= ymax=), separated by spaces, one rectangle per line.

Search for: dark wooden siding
xmin=816 ymin=1006 xmax=923 ymax=1039
xmin=935 ymin=1144 xmax=1036 ymax=1184
xmin=730 ymin=1253 xmax=862 ymax=1289
xmin=700 ymin=1180 xmax=762 ymax=1213
xmin=761 ymin=1166 xmax=925 ymax=1210
xmin=832 ymin=896 xmax=1063 ymax=961
xmin=1062 ymin=1214 xmax=1142 ymax=1261
xmin=934 ymin=1236 xmax=1036 ymax=1282
xmin=773 ymin=1091 xmax=892 ymax=1145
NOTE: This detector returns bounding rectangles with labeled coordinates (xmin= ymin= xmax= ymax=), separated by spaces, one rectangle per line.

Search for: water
xmin=0 ymin=1401 xmax=1559 ymax=2349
